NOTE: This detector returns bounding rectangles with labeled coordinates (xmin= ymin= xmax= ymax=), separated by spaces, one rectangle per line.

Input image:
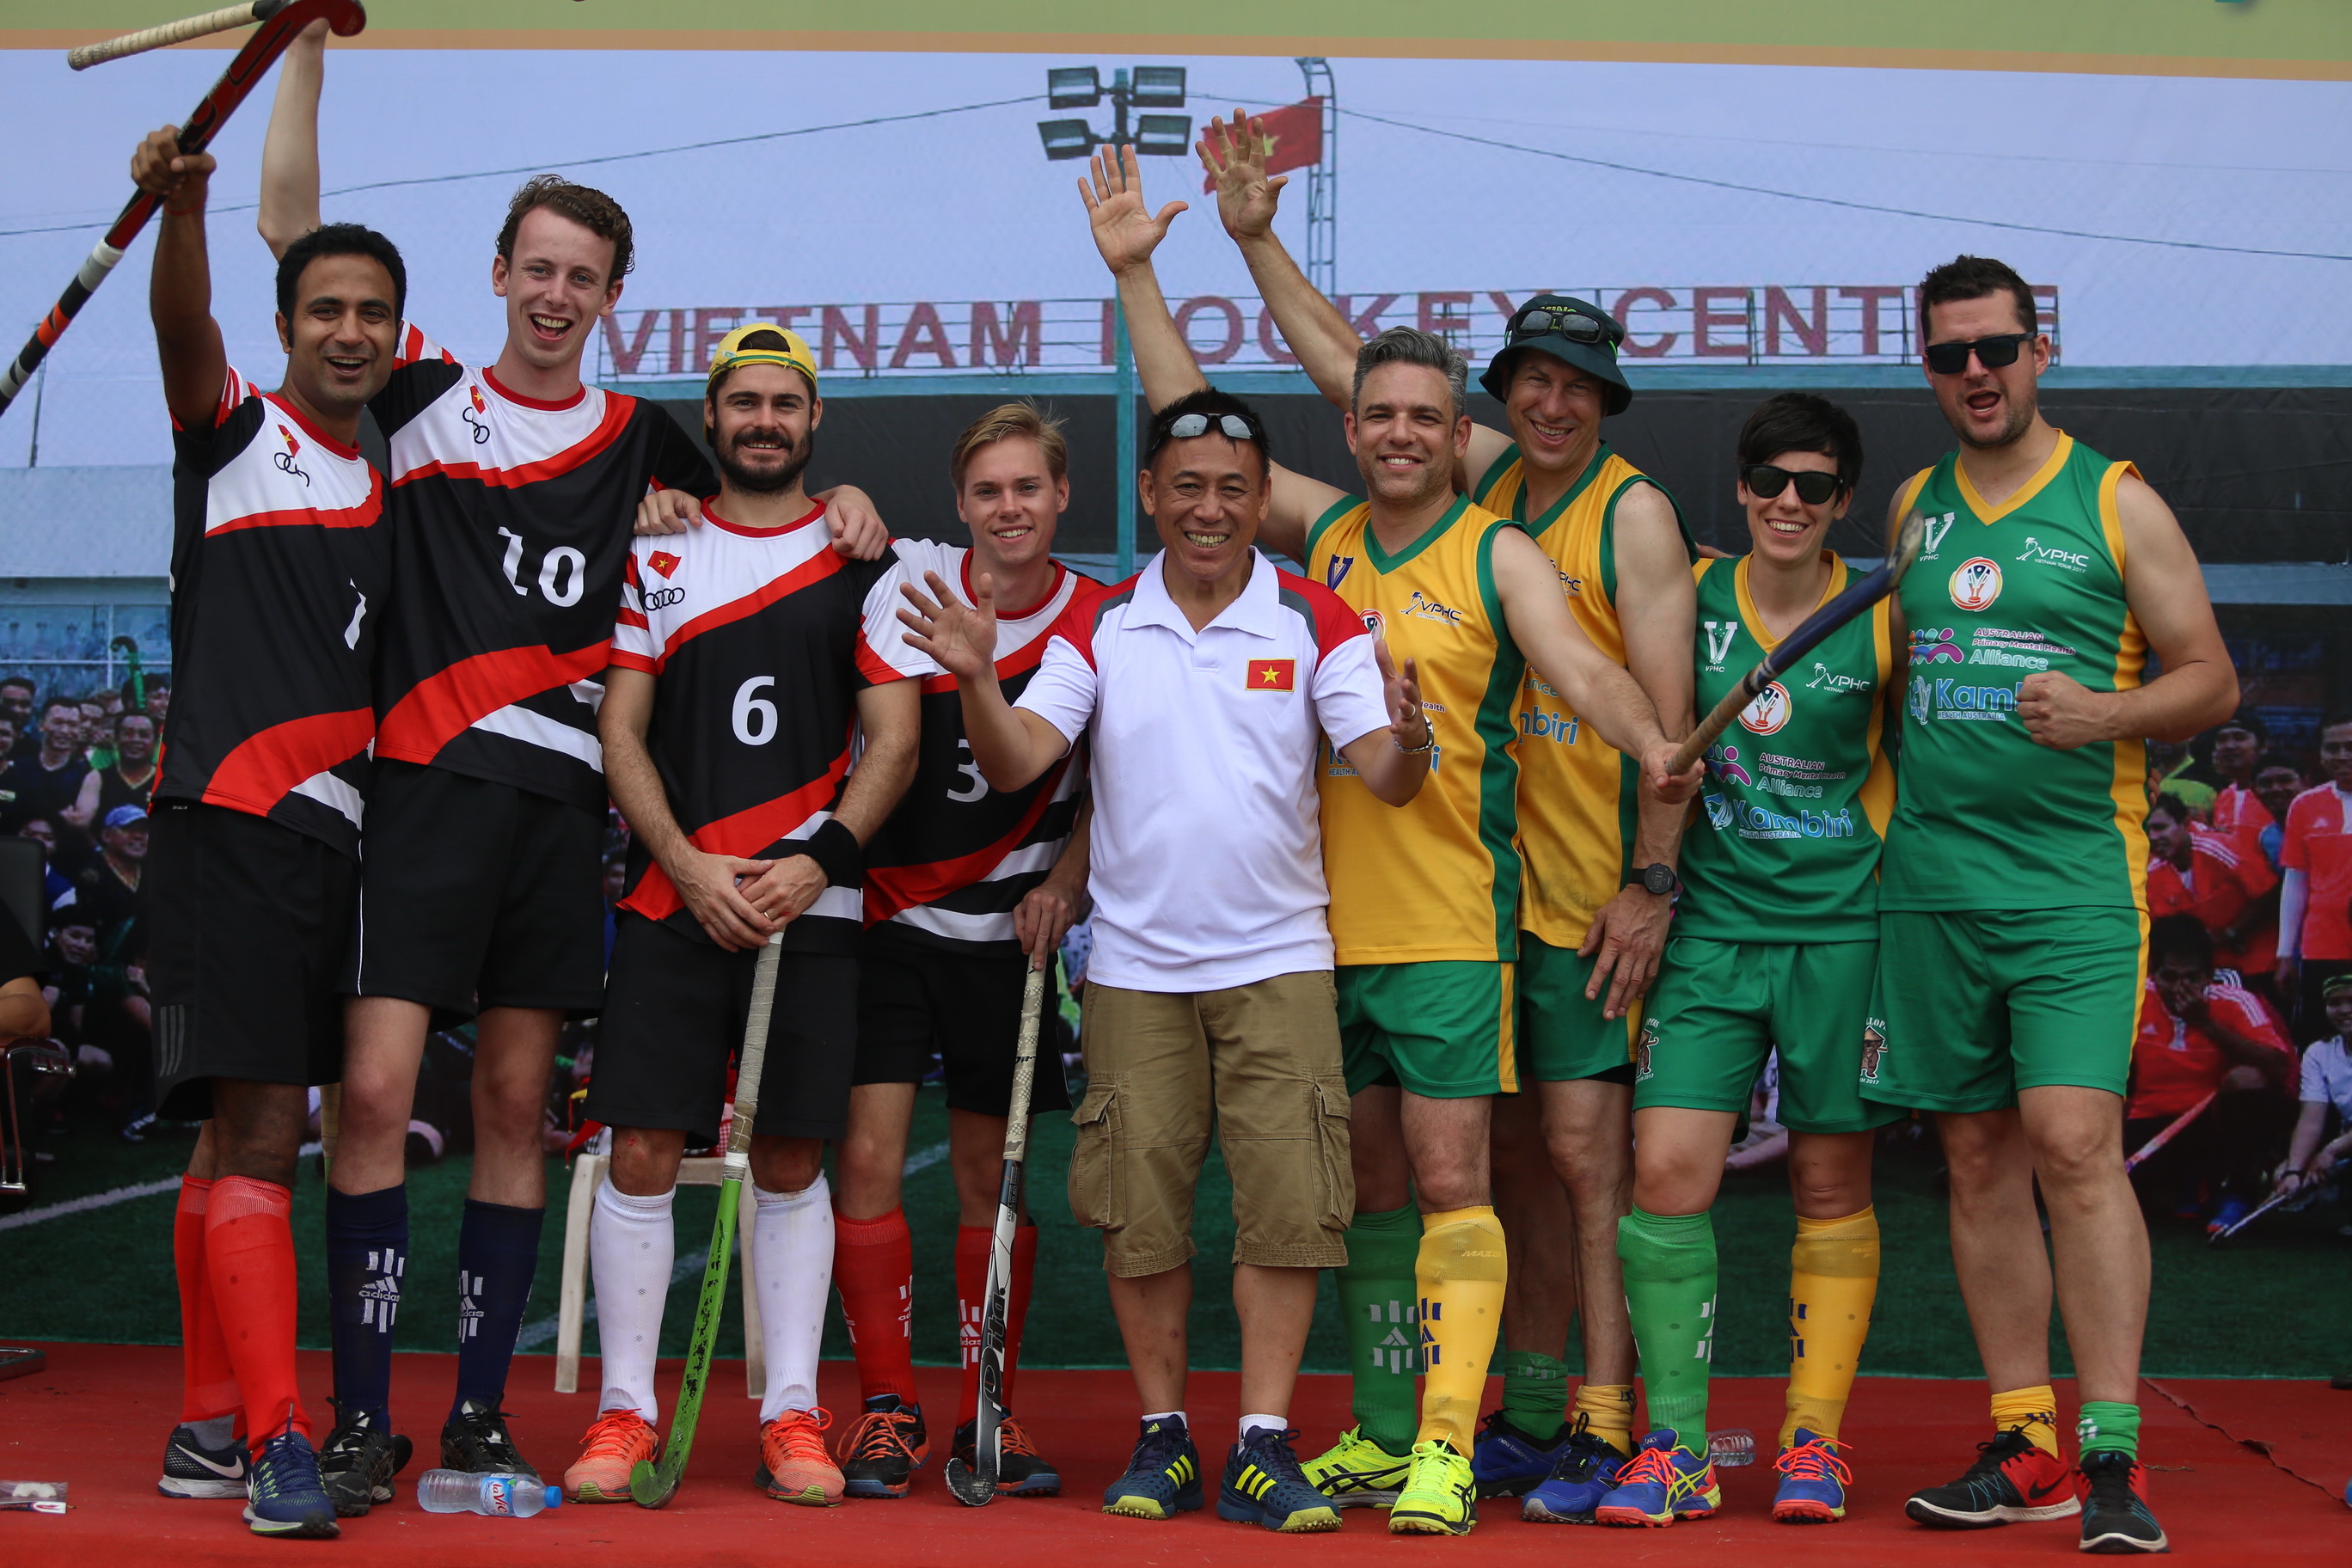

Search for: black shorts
xmin=346 ymin=759 xmax=605 ymax=1021
xmin=150 ymin=800 xmax=357 ymax=1121
xmin=854 ymin=932 xmax=1073 ymax=1118
xmin=585 ymin=911 xmax=858 ymax=1143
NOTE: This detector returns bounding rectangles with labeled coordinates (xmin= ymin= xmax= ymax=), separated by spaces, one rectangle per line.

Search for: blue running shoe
xmin=1593 ymin=1430 xmax=1718 ymax=1528
xmin=1470 ymin=1409 xmax=1571 ymax=1498
xmin=1771 ymin=1428 xmax=1851 ymax=1523
xmin=243 ymin=1420 xmax=340 ymax=1539
xmin=1217 ymin=1426 xmax=1341 ymax=1533
xmin=1521 ymin=1418 xmax=1628 ymax=1523
xmin=1101 ymin=1416 xmax=1204 ymax=1520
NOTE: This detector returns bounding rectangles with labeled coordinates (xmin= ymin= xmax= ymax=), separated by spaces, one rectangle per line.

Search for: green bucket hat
xmin=1480 ymin=294 xmax=1633 ymax=415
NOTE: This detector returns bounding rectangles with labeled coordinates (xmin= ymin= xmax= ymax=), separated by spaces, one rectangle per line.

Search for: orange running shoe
xmin=758 ymin=1407 xmax=843 ymax=1505
xmin=565 ymin=1409 xmax=658 ymax=1504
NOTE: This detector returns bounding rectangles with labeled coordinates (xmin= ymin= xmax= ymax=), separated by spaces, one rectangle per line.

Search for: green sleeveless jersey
xmin=1679 ymin=554 xmax=1896 ymax=943
xmin=1882 ymin=432 xmax=2150 ymax=912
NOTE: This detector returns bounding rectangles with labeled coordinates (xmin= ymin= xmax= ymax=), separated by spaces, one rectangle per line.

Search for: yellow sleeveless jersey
xmin=1476 ymin=443 xmax=1691 ymax=948
xmin=1306 ymin=493 xmax=1528 ymax=965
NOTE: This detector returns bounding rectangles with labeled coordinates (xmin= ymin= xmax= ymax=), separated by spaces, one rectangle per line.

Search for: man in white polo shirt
xmin=900 ymin=389 xmax=1429 ymax=1536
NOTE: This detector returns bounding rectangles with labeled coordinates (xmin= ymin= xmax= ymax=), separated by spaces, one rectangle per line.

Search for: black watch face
xmin=1641 ymin=865 xmax=1675 ymax=895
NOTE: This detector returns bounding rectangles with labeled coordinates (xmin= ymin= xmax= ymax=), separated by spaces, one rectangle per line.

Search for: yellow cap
xmin=707 ymin=323 xmax=818 ymax=395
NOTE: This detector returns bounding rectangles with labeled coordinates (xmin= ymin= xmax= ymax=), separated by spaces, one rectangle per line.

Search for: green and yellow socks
xmin=1497 ymin=1350 xmax=1570 ymax=1443
xmin=1617 ymin=1207 xmax=1717 ymax=1449
xmin=1781 ymin=1206 xmax=1880 ymax=1447
xmin=1992 ymin=1384 xmax=2063 ymax=1457
xmin=1336 ymin=1204 xmax=1423 ymax=1456
xmin=1414 ymin=1206 xmax=1509 ymax=1455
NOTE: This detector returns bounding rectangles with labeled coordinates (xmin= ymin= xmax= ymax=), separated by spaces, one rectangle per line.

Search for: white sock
xmin=591 ymin=1180 xmax=675 ymax=1423
xmin=1142 ymin=1410 xmax=1186 ymax=1428
xmin=1240 ymin=1413 xmax=1288 ymax=1443
xmin=754 ymin=1173 xmax=834 ymax=1424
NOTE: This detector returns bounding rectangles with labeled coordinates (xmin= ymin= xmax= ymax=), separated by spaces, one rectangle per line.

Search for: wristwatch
xmin=1626 ymin=863 xmax=1680 ymax=897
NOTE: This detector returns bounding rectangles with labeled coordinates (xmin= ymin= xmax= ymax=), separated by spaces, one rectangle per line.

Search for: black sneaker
xmin=1216 ymin=1425 xmax=1340 ymax=1533
xmin=838 ymin=1394 xmax=928 ymax=1499
xmin=157 ymin=1420 xmax=247 ymax=1499
xmin=440 ymin=1398 xmax=539 ymax=1480
xmin=2077 ymin=1451 xmax=2168 ymax=1554
xmin=316 ymin=1399 xmax=413 ymax=1517
xmin=1905 ymin=1426 xmax=2079 ymax=1528
xmin=954 ymin=1415 xmax=1063 ymax=1497
xmin=1100 ymin=1415 xmax=1204 ymax=1519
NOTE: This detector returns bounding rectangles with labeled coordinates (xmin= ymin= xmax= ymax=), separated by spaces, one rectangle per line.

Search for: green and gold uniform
xmin=1475 ymin=443 xmax=1694 ymax=1081
xmin=1865 ymin=432 xmax=2152 ymax=1111
xmin=1307 ymin=493 xmax=1526 ymax=1098
xmin=1637 ymin=554 xmax=1902 ymax=1131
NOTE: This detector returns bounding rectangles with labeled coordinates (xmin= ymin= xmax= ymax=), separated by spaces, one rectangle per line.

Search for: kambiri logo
xmin=1737 ymin=681 xmax=1792 ymax=736
xmin=1949 ymin=556 xmax=2002 ymax=612
xmin=1703 ymin=620 xmax=1740 ymax=668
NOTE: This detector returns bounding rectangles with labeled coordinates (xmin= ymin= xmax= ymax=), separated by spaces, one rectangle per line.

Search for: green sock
xmin=1498 ymin=1351 xmax=1570 ymax=1444
xmin=1617 ymin=1208 xmax=1718 ymax=1448
xmin=1338 ymin=1204 xmax=1422 ymax=1455
xmin=2077 ymin=1400 xmax=2141 ymax=1460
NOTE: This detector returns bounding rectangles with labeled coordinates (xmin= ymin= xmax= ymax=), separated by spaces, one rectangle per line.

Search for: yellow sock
xmin=1780 ymin=1207 xmax=1879 ymax=1448
xmin=1575 ymin=1382 xmax=1636 ymax=1457
xmin=1990 ymin=1384 xmax=2061 ymax=1458
xmin=1412 ymin=1206 xmax=1507 ymax=1454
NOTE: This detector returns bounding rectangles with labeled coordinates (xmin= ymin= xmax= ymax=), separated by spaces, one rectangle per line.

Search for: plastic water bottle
xmin=414 ymin=1469 xmax=560 ymax=1517
xmin=1706 ymin=1428 xmax=1757 ymax=1468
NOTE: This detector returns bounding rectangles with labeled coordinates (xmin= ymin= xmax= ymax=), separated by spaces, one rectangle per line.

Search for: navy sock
xmin=324 ymin=1183 xmax=407 ymax=1427
xmin=450 ymin=1198 xmax=546 ymax=1419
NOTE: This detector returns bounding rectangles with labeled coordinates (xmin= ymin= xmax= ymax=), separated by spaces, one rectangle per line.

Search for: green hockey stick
xmin=630 ymin=932 xmax=782 ymax=1508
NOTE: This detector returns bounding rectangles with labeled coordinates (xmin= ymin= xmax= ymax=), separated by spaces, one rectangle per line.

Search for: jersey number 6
xmin=732 ymin=677 xmax=778 ymax=746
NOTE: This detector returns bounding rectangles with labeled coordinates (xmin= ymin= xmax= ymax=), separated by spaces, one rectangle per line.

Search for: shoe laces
xmin=996 ymin=1418 xmax=1042 ymax=1459
xmin=2079 ymin=1449 xmax=2142 ymax=1506
xmin=1241 ymin=1426 xmax=1306 ymax=1466
xmin=1547 ymin=1414 xmax=1616 ymax=1479
xmin=1130 ymin=1418 xmax=1191 ymax=1474
xmin=844 ymin=1405 xmax=919 ymax=1463
xmin=454 ymin=1401 xmax=524 ymax=1455
xmin=767 ymin=1407 xmax=835 ymax=1465
xmin=579 ymin=1410 xmax=652 ymax=1461
xmin=1612 ymin=1443 xmax=1684 ymax=1489
xmin=319 ymin=1399 xmax=375 ymax=1457
xmin=252 ymin=1413 xmax=321 ymax=1497
xmin=1774 ymin=1435 xmax=1853 ymax=1486
xmin=1963 ymin=1426 xmax=2037 ymax=1477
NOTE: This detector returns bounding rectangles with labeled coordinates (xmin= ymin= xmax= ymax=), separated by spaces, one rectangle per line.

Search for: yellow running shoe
xmin=1302 ymin=1425 xmax=1414 ymax=1508
xmin=1389 ymin=1440 xmax=1478 ymax=1535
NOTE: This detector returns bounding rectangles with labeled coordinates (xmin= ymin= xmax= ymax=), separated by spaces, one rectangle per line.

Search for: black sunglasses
xmin=1508 ymin=304 xmax=1620 ymax=347
xmin=1923 ymin=332 xmax=2031 ymax=376
xmin=1743 ymin=464 xmax=1844 ymax=505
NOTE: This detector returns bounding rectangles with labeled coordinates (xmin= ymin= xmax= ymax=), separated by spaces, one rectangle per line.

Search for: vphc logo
xmin=1703 ymin=620 xmax=1740 ymax=666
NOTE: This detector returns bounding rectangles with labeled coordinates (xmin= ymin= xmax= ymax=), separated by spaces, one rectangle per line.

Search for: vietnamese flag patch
xmin=1246 ymin=658 xmax=1295 ymax=692
xmin=648 ymin=551 xmax=681 ymax=579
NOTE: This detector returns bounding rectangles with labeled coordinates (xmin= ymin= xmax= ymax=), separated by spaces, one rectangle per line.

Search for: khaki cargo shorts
xmin=1068 ymin=970 xmax=1355 ymax=1277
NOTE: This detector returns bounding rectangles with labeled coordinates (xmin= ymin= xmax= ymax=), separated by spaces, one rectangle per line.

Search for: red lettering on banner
xmin=1613 ymin=288 xmax=1678 ymax=358
xmin=1765 ymin=286 xmax=1828 ymax=357
xmin=691 ymin=308 xmax=742 ymax=373
xmin=891 ymin=303 xmax=957 ymax=369
xmin=1337 ymin=294 xmax=1399 ymax=338
xmin=1418 ymin=291 xmax=1473 ymax=346
xmin=1487 ymin=291 xmax=1522 ymax=322
xmin=1693 ymin=288 xmax=1750 ymax=358
xmin=971 ymin=302 xmax=1043 ymax=367
xmin=1840 ymin=285 xmax=1907 ymax=358
xmin=770 ymin=305 xmax=814 ymax=337
xmin=602 ymin=312 xmax=660 ymax=377
xmin=1100 ymin=298 xmax=1117 ymax=365
xmin=1176 ymin=297 xmax=1244 ymax=364
xmin=822 ymin=304 xmax=879 ymax=371
xmin=1256 ymin=308 xmax=1298 ymax=365
xmin=665 ymin=309 xmax=687 ymax=375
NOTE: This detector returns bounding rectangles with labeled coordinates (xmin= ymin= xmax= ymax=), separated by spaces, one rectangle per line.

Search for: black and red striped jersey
xmin=863 ymin=540 xmax=1102 ymax=955
xmin=609 ymin=500 xmax=931 ymax=953
xmin=160 ymin=366 xmax=388 ymax=857
xmin=367 ymin=324 xmax=714 ymax=810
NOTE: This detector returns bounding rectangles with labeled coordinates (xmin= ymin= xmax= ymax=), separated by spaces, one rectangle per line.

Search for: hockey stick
xmin=1669 ymin=509 xmax=1929 ymax=776
xmin=68 ymin=1 xmax=289 ymax=70
xmin=2205 ymin=1184 xmax=2303 ymax=1245
xmin=2122 ymin=1088 xmax=2217 ymax=1173
xmin=0 ymin=0 xmax=367 ymax=420
xmin=943 ymin=961 xmax=1048 ymax=1507
xmin=629 ymin=932 xmax=783 ymax=1509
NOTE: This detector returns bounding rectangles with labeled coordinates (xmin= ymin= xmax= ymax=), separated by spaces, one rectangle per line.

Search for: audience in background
xmin=2146 ymin=793 xmax=2278 ymax=985
xmin=74 ymin=713 xmax=157 ymax=827
xmin=2278 ymin=714 xmax=2352 ymax=1039
xmin=2275 ymin=974 xmax=2352 ymax=1197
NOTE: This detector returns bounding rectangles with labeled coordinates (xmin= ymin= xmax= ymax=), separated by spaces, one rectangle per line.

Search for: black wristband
xmin=799 ymin=818 xmax=863 ymax=887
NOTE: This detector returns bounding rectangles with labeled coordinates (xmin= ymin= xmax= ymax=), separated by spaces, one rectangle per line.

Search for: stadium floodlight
xmin=1129 ymin=65 xmax=1186 ymax=107
xmin=1134 ymin=114 xmax=1193 ymax=157
xmin=1047 ymin=66 xmax=1101 ymax=108
xmin=1038 ymin=118 xmax=1096 ymax=161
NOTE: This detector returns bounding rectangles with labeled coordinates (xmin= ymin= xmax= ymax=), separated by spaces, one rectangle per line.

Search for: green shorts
xmin=1337 ymin=960 xmax=1516 ymax=1099
xmin=1517 ymin=933 xmax=1640 ymax=1083
xmin=1634 ymin=935 xmax=1900 ymax=1134
xmin=1863 ymin=907 xmax=2149 ymax=1113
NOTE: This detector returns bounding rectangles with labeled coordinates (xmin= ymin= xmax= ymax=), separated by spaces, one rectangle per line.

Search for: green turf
xmin=3 ymin=1086 xmax=2343 ymax=1379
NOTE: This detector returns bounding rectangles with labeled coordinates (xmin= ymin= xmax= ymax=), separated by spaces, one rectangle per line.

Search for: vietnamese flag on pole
xmin=1204 ymin=98 xmax=1324 ymax=192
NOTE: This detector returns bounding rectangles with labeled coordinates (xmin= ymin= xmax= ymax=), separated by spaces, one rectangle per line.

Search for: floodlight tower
xmin=1294 ymin=58 xmax=1337 ymax=296
xmin=1038 ymin=66 xmax=1192 ymax=578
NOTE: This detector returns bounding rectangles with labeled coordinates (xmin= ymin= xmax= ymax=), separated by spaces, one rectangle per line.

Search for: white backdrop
xmin=0 ymin=47 xmax=2346 ymax=465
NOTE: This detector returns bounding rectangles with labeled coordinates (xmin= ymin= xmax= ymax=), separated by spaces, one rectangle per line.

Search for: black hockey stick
xmin=1669 ymin=509 xmax=1928 ymax=776
xmin=0 ymin=0 xmax=367 ymax=420
xmin=943 ymin=962 xmax=1048 ymax=1507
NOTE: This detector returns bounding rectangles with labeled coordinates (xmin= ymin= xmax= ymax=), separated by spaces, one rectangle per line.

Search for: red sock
xmin=958 ymin=1222 xmax=1038 ymax=1423
xmin=205 ymin=1177 xmax=309 ymax=1452
xmin=833 ymin=1207 xmax=918 ymax=1406
xmin=175 ymin=1176 xmax=239 ymax=1424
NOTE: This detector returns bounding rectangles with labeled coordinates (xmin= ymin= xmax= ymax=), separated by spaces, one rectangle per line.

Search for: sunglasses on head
xmin=1508 ymin=305 xmax=1620 ymax=347
xmin=1165 ymin=412 xmax=1255 ymax=441
xmin=1743 ymin=464 xmax=1844 ymax=505
xmin=1924 ymin=332 xmax=2031 ymax=377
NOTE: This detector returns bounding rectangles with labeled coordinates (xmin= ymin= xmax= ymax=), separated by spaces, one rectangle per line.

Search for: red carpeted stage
xmin=3 ymin=1344 xmax=2343 ymax=1564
